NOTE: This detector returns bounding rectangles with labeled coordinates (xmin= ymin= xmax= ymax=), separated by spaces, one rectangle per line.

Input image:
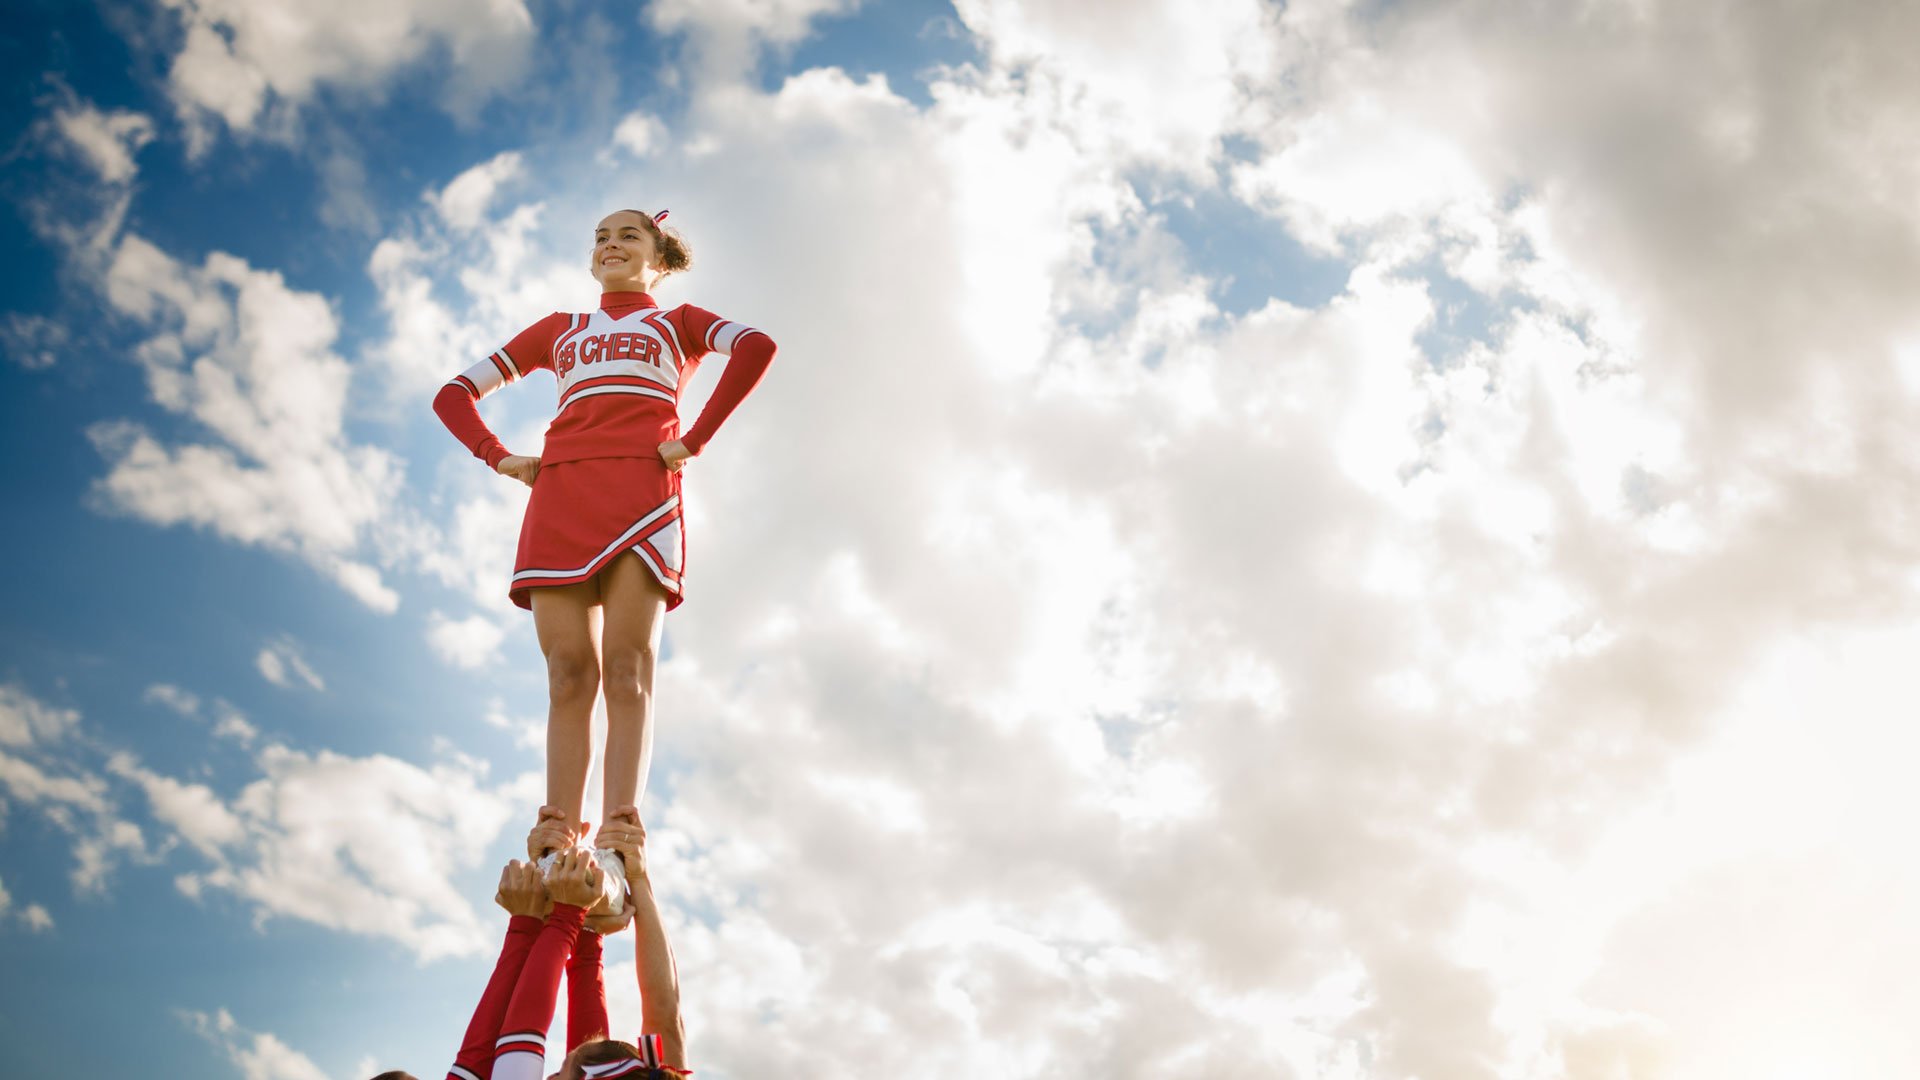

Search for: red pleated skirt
xmin=509 ymin=457 xmax=685 ymax=610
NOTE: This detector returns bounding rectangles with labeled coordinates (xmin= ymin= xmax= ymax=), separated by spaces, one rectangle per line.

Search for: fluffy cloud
xmin=426 ymin=611 xmax=509 ymax=670
xmin=163 ymin=743 xmax=536 ymax=960
xmin=953 ymin=0 xmax=1276 ymax=171
xmin=256 ymin=637 xmax=326 ymax=692
xmin=20 ymin=0 xmax=1916 ymax=1074
xmin=647 ymin=0 xmax=860 ymax=79
xmin=1 ymin=313 xmax=68 ymax=371
xmin=146 ymin=684 xmax=260 ymax=745
xmin=156 ymin=0 xmax=536 ymax=152
xmin=611 ymin=111 xmax=667 ymax=158
xmin=0 ymin=684 xmax=150 ymax=893
xmin=0 ymin=875 xmax=54 ymax=933
xmin=6 ymin=679 xmax=536 ymax=961
xmin=431 ymin=150 xmax=524 ymax=232
xmin=51 ymin=100 xmax=156 ymax=184
xmin=89 ymin=233 xmax=405 ymax=612
xmin=182 ymin=1008 xmax=329 ymax=1080
xmin=343 ymin=1 xmax=1920 ymax=1075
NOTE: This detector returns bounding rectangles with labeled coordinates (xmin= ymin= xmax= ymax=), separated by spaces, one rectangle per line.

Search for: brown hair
xmin=571 ymin=1037 xmax=678 ymax=1078
xmin=367 ymin=1072 xmax=419 ymax=1080
xmin=617 ymin=210 xmax=692 ymax=281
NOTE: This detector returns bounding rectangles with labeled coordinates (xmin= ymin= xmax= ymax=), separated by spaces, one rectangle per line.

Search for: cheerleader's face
xmin=592 ymin=210 xmax=662 ymax=291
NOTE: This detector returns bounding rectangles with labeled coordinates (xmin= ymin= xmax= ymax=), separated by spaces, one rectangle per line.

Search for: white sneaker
xmin=590 ymin=847 xmax=630 ymax=915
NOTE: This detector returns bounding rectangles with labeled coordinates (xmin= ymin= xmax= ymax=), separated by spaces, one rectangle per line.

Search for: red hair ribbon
xmin=652 ymin=210 xmax=669 ymax=225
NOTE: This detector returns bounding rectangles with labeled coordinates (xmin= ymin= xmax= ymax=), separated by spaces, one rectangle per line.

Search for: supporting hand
xmin=595 ymin=805 xmax=649 ymax=885
xmin=545 ymin=849 xmax=602 ymax=909
xmin=494 ymin=859 xmax=551 ymax=918
xmin=584 ymin=898 xmax=636 ymax=936
xmin=528 ymin=805 xmax=584 ymax=861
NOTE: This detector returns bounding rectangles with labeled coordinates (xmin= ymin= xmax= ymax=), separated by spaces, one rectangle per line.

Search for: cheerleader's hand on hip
xmin=496 ymin=454 xmax=541 ymax=487
xmin=657 ymin=439 xmax=692 ymax=472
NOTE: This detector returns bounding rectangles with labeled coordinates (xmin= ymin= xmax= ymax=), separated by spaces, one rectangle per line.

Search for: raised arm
xmin=446 ymin=861 xmax=549 ymax=1080
xmin=565 ymin=920 xmax=612 ymax=1052
xmin=598 ymin=808 xmax=686 ymax=1070
xmin=491 ymin=851 xmax=603 ymax=1080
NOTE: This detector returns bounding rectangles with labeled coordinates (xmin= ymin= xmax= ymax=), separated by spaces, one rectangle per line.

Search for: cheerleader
xmin=434 ymin=208 xmax=776 ymax=862
xmin=443 ymin=810 xmax=687 ymax=1080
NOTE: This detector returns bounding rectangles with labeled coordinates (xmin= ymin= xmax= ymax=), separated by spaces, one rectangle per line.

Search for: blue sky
xmin=5 ymin=1 xmax=1920 ymax=1078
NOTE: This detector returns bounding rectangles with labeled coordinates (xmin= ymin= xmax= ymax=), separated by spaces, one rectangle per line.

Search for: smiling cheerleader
xmin=433 ymin=208 xmax=776 ymax=883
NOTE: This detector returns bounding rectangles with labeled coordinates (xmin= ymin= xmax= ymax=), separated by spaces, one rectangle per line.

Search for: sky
xmin=2 ymin=0 xmax=1919 ymax=1077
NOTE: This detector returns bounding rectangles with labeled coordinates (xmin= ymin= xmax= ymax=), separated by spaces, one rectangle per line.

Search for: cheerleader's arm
xmin=432 ymin=313 xmax=568 ymax=469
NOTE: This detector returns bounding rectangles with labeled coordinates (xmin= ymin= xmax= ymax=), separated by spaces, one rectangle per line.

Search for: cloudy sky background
xmin=3 ymin=0 xmax=1918 ymax=1076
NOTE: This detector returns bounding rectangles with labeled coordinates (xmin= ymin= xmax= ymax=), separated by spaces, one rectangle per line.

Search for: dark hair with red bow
xmin=615 ymin=208 xmax=692 ymax=280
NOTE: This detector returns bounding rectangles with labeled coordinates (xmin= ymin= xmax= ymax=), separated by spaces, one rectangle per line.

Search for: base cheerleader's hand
xmin=495 ymin=859 xmax=551 ymax=918
xmin=496 ymin=454 xmax=541 ymax=487
xmin=584 ymin=898 xmax=635 ymax=936
xmin=545 ymin=849 xmax=602 ymax=909
xmin=657 ymin=439 xmax=693 ymax=473
xmin=595 ymin=805 xmax=649 ymax=885
xmin=527 ymin=805 xmax=583 ymax=861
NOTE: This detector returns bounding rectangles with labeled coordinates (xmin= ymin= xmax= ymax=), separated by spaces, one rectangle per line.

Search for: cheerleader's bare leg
xmin=531 ymin=578 xmax=605 ymax=836
xmin=597 ymin=550 xmax=669 ymax=819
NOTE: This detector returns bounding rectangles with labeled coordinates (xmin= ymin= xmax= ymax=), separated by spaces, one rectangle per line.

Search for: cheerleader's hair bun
xmin=619 ymin=208 xmax=692 ymax=277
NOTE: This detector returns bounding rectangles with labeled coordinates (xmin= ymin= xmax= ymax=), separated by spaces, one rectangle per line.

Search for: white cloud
xmin=213 ymin=709 xmax=261 ymax=747
xmin=0 ymin=684 xmax=81 ymax=748
xmin=185 ymin=744 xmax=535 ymax=959
xmin=0 ymin=877 xmax=48 ymax=935
xmin=182 ymin=1008 xmax=329 ymax=1080
xmin=142 ymin=683 xmax=202 ymax=717
xmin=157 ymin=0 xmax=537 ymax=151
xmin=15 ymin=0 xmax=1911 ymax=1072
xmin=2 ymin=312 xmax=70 ymax=370
xmin=0 ymin=740 xmax=112 ymax=815
xmin=52 ymin=101 xmax=155 ymax=184
xmin=647 ymin=0 xmax=859 ymax=79
xmin=426 ymin=611 xmax=508 ymax=670
xmin=6 ymin=679 xmax=536 ymax=961
xmin=431 ymin=150 xmax=524 ymax=231
xmin=86 ymin=234 xmax=404 ymax=612
xmin=953 ymin=0 xmax=1276 ymax=172
xmin=21 ymin=904 xmax=54 ymax=932
xmin=0 ymin=686 xmax=156 ymax=894
xmin=611 ymin=111 xmax=666 ymax=158
xmin=255 ymin=638 xmax=325 ymax=691
xmin=481 ymin=699 xmax=543 ymax=751
xmin=108 ymin=754 xmax=247 ymax=860
xmin=145 ymin=684 xmax=260 ymax=746
xmin=331 ymin=2 xmax=1920 ymax=1073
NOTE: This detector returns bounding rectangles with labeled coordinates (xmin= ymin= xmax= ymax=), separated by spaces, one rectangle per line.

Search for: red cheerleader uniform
xmin=434 ymin=291 xmax=776 ymax=610
xmin=447 ymin=908 xmax=679 ymax=1080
